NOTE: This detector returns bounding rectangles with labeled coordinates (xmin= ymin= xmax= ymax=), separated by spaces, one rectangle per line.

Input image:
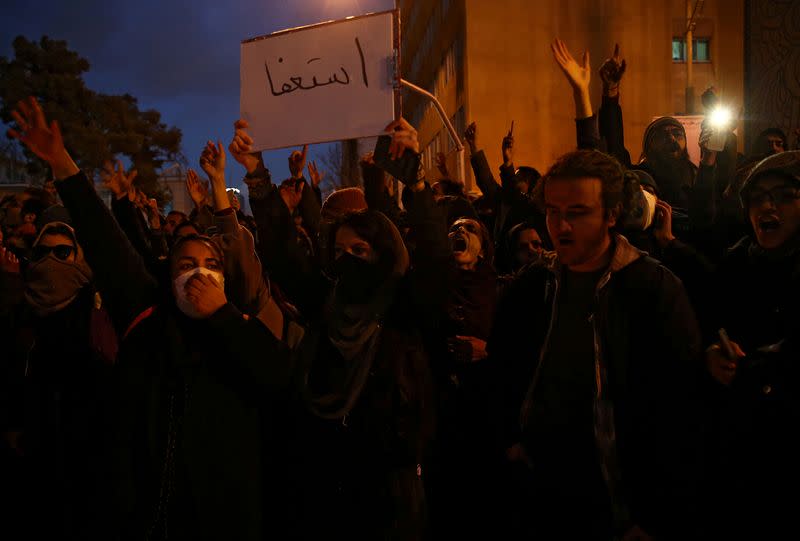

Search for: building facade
xmin=399 ymin=0 xmax=745 ymax=190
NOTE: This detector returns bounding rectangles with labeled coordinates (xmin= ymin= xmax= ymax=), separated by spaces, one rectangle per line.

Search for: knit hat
xmin=642 ymin=116 xmax=685 ymax=155
xmin=628 ymin=169 xmax=659 ymax=194
xmin=740 ymin=150 xmax=800 ymax=208
xmin=321 ymin=187 xmax=368 ymax=221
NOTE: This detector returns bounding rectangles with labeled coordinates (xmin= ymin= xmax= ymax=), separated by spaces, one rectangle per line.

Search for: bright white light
xmin=709 ymin=107 xmax=733 ymax=129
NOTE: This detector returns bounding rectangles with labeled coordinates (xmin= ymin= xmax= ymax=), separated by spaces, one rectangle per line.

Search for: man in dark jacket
xmin=490 ymin=149 xmax=703 ymax=540
xmin=703 ymin=151 xmax=800 ymax=539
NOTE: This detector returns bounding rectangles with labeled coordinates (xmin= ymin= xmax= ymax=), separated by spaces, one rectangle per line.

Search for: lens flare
xmin=709 ymin=107 xmax=732 ymax=129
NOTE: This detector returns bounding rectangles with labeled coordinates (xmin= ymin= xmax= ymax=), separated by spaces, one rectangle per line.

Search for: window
xmin=672 ymin=38 xmax=711 ymax=62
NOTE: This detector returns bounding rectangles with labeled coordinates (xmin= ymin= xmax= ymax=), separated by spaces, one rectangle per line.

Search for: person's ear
xmin=606 ymin=203 xmax=621 ymax=228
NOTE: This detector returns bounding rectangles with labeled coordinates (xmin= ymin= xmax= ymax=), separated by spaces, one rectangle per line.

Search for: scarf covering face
xmin=307 ymin=211 xmax=410 ymax=420
xmin=24 ymin=222 xmax=93 ymax=316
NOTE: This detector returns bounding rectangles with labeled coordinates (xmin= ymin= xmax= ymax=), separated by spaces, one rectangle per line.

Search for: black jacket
xmin=489 ymin=235 xmax=704 ymax=537
xmin=55 ymin=171 xmax=293 ymax=540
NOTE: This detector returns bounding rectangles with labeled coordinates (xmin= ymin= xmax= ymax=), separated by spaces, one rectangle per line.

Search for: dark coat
xmin=701 ymin=236 xmax=800 ymax=538
xmin=488 ymin=235 xmax=704 ymax=538
xmin=56 ymin=171 xmax=293 ymax=541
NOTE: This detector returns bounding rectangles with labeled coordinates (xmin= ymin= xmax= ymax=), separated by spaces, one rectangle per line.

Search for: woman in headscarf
xmin=271 ymin=121 xmax=450 ymax=541
xmin=9 ymin=97 xmax=293 ymax=541
xmin=2 ymin=221 xmax=116 ymax=539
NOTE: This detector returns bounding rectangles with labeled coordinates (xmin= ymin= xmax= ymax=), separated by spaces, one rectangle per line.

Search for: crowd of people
xmin=1 ymin=40 xmax=799 ymax=540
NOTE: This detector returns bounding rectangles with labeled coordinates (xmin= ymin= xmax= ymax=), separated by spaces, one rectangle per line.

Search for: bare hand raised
xmin=598 ymin=43 xmax=627 ymax=97
xmin=200 ymin=141 xmax=226 ymax=185
xmin=502 ymin=126 xmax=514 ymax=167
xmin=185 ymin=169 xmax=209 ymax=207
xmin=307 ymin=160 xmax=324 ymax=189
xmin=229 ymin=119 xmax=263 ymax=174
xmin=384 ymin=117 xmax=420 ymax=160
xmin=551 ymin=39 xmax=591 ymax=92
xmin=464 ymin=121 xmax=477 ymax=154
xmin=279 ymin=179 xmax=304 ymax=213
xmin=288 ymin=145 xmax=308 ymax=179
xmin=8 ymin=97 xmax=78 ymax=180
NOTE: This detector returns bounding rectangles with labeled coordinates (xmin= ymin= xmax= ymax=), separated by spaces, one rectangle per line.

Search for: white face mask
xmin=172 ymin=266 xmax=226 ymax=319
xmin=624 ymin=187 xmax=658 ymax=231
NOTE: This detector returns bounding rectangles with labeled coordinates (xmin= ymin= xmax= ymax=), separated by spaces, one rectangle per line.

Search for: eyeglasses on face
xmin=32 ymin=244 xmax=74 ymax=261
xmin=746 ymin=185 xmax=800 ymax=206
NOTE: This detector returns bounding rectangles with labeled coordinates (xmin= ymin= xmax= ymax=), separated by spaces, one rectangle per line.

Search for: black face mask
xmin=330 ymin=252 xmax=387 ymax=305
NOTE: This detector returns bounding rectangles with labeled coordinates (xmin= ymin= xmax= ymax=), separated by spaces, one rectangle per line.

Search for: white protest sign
xmin=241 ymin=11 xmax=396 ymax=151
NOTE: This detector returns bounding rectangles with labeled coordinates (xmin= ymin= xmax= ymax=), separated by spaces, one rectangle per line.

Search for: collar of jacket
xmin=538 ymin=233 xmax=645 ymax=278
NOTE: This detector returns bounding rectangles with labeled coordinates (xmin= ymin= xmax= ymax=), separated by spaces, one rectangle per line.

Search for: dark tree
xmin=0 ymin=36 xmax=182 ymax=204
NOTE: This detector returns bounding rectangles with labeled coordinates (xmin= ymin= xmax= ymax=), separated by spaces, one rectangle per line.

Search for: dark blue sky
xmin=1 ymin=0 xmax=394 ymax=191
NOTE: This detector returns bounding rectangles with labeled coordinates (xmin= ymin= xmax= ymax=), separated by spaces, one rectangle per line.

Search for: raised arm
xmin=383 ymin=118 xmax=451 ymax=320
xmin=598 ymin=44 xmax=632 ymax=167
xmin=464 ymin=121 xmax=499 ymax=201
xmin=552 ymin=38 xmax=600 ymax=150
xmin=200 ymin=138 xmax=285 ymax=340
xmin=229 ymin=119 xmax=322 ymax=315
xmin=8 ymin=97 xmax=157 ymax=332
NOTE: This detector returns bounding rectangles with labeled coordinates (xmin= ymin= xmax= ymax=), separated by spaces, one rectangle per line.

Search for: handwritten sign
xmin=241 ymin=11 xmax=396 ymax=151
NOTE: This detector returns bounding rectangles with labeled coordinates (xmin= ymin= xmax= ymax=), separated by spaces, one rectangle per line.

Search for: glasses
xmin=746 ymin=185 xmax=800 ymax=206
xmin=450 ymin=221 xmax=480 ymax=235
xmin=32 ymin=244 xmax=73 ymax=261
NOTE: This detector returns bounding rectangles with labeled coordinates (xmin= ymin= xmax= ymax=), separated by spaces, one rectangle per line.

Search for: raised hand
xmin=384 ymin=117 xmax=420 ymax=160
xmin=551 ymin=39 xmax=592 ymax=119
xmin=598 ymin=43 xmax=627 ymax=97
xmin=185 ymin=169 xmax=208 ymax=207
xmin=279 ymin=179 xmax=304 ymax=213
xmin=0 ymin=246 xmax=20 ymax=275
xmin=464 ymin=121 xmax=477 ymax=154
xmin=144 ymin=198 xmax=162 ymax=229
xmin=359 ymin=151 xmax=376 ymax=166
xmin=502 ymin=127 xmax=514 ymax=167
xmin=102 ymin=159 xmax=137 ymax=198
xmin=200 ymin=141 xmax=226 ymax=185
xmin=288 ymin=144 xmax=308 ymax=179
xmin=185 ymin=273 xmax=227 ymax=318
xmin=229 ymin=119 xmax=264 ymax=174
xmin=7 ymin=96 xmax=78 ymax=180
xmin=551 ymin=38 xmax=591 ymax=92
xmin=307 ymin=160 xmax=324 ymax=189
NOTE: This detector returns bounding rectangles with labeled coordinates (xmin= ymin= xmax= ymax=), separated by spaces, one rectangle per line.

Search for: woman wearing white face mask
xmin=9 ymin=97 xmax=293 ymax=541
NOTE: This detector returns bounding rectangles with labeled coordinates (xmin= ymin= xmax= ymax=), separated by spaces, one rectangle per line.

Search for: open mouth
xmin=758 ymin=216 xmax=782 ymax=232
xmin=450 ymin=235 xmax=467 ymax=253
xmin=557 ymin=236 xmax=574 ymax=246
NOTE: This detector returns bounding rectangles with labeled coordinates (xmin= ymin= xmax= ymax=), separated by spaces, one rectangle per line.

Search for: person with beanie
xmin=701 ymin=150 xmax=800 ymax=539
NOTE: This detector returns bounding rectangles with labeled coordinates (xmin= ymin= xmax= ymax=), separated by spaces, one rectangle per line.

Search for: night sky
xmin=1 ymin=0 xmax=394 ymax=194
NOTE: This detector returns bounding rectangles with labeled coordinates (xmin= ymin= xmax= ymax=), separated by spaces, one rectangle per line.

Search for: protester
xmin=9 ymin=97 xmax=295 ymax=541
xmin=490 ymin=148 xmax=703 ymax=540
